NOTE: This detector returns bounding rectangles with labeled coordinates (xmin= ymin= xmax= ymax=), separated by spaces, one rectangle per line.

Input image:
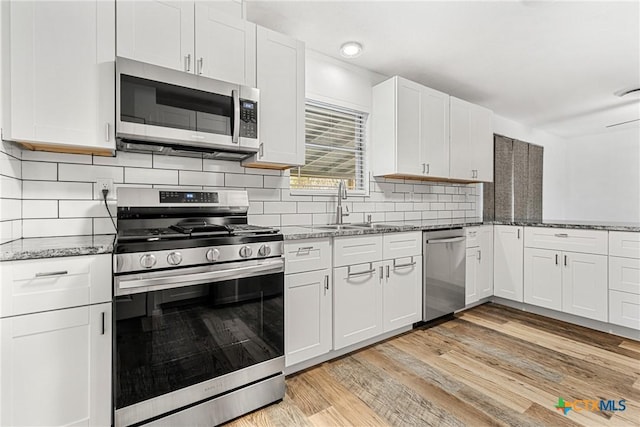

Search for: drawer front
xmin=524 ymin=227 xmax=608 ymax=255
xmin=609 ymin=290 xmax=640 ymax=330
xmin=334 ymin=235 xmax=383 ymax=267
xmin=0 ymin=255 xmax=111 ymax=318
xmin=609 ymin=232 xmax=640 ymax=259
xmin=609 ymin=256 xmax=640 ymax=294
xmin=383 ymin=232 xmax=422 ymax=259
xmin=284 ymin=239 xmax=331 ymax=274
xmin=465 ymin=227 xmax=480 ymax=248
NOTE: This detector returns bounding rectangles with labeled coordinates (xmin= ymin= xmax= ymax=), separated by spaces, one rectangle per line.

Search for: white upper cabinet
xmin=2 ymin=0 xmax=115 ymax=153
xmin=450 ymin=96 xmax=493 ymax=182
xmin=372 ymin=76 xmax=450 ymax=179
xmin=117 ymin=1 xmax=194 ymax=72
xmin=117 ymin=0 xmax=256 ymax=86
xmin=243 ymin=26 xmax=305 ymax=168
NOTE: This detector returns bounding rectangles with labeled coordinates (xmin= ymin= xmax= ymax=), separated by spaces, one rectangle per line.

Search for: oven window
xmin=120 ymin=74 xmax=234 ymax=135
xmin=114 ymin=272 xmax=284 ymax=409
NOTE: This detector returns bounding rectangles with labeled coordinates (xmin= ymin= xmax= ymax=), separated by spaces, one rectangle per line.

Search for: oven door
xmin=116 ymin=57 xmax=259 ymax=153
xmin=113 ymin=258 xmax=283 ymax=427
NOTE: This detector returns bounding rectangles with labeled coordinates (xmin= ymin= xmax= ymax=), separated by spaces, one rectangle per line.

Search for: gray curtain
xmin=484 ymin=134 xmax=543 ymax=222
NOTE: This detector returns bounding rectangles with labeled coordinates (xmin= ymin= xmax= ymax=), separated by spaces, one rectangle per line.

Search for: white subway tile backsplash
xmin=94 ymin=152 xmax=153 ymax=168
xmin=247 ymin=188 xmax=280 ymax=201
xmin=0 ymin=198 xmax=21 ymax=221
xmin=225 ymin=173 xmax=263 ymax=188
xmin=264 ymin=201 xmax=296 ymax=214
xmin=21 ymin=150 xmax=91 ymax=164
xmin=375 ymin=202 xmax=395 ymax=212
xmin=263 ymin=176 xmax=289 ymax=189
xmin=0 ymin=152 xmax=22 ymax=179
xmin=312 ymin=213 xmax=334 ymax=225
xmin=203 ymin=159 xmax=244 ymax=174
xmin=153 ymin=154 xmax=202 ymax=171
xmin=385 ymin=212 xmax=404 ymax=222
xmin=422 ymin=210 xmax=438 ymax=220
xmin=22 ymin=200 xmax=58 ymax=219
xmin=93 ymin=217 xmax=117 ymax=235
xmin=280 ymin=190 xmax=312 ymax=202
xmin=125 ymin=167 xmax=178 ymax=185
xmin=430 ymin=202 xmax=445 ymax=210
xmin=422 ymin=194 xmax=438 ymax=202
xmin=179 ymin=170 xmax=224 ymax=186
xmin=247 ymin=214 xmax=281 ymax=227
xmin=437 ymin=211 xmax=453 ymax=219
xmin=282 ymin=213 xmax=312 ymax=226
xmin=395 ymin=202 xmax=413 ymax=211
xmin=394 ymin=183 xmax=413 ymax=193
xmin=22 ymin=161 xmax=57 ymax=181
xmin=59 ymin=200 xmax=114 ymax=218
xmin=59 ymin=164 xmax=124 ymax=183
xmin=404 ymin=211 xmax=422 ymax=220
xmin=297 ymin=202 xmax=326 ymax=214
xmin=23 ymin=181 xmax=93 ymax=200
xmin=23 ymin=218 xmax=93 ymax=238
xmin=248 ymin=201 xmax=263 ymax=215
xmin=0 ymin=176 xmax=22 ymax=199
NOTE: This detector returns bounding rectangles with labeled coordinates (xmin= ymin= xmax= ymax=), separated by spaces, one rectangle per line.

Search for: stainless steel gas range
xmin=113 ymin=188 xmax=284 ymax=427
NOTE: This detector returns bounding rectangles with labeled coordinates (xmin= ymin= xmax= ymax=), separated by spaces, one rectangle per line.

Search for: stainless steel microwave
xmin=116 ymin=57 xmax=259 ymax=158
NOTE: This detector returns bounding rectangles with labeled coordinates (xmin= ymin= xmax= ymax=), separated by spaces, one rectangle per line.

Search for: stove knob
xmin=258 ymin=244 xmax=271 ymax=257
xmin=239 ymin=246 xmax=253 ymax=258
xmin=206 ymin=248 xmax=220 ymax=262
xmin=140 ymin=254 xmax=157 ymax=269
xmin=167 ymin=252 xmax=182 ymax=266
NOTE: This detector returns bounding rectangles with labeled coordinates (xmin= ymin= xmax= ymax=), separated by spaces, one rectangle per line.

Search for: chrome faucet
xmin=335 ymin=180 xmax=350 ymax=224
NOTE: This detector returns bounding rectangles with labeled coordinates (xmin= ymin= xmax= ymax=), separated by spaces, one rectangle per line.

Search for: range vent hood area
xmin=116 ymin=140 xmax=254 ymax=161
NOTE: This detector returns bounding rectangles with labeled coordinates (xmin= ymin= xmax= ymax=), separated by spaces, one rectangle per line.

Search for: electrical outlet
xmin=96 ymin=178 xmax=114 ymax=200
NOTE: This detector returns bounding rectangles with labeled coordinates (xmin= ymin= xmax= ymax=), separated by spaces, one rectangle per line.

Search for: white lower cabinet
xmin=383 ymin=256 xmax=422 ymax=332
xmin=524 ymin=246 xmax=608 ymax=322
xmin=465 ymin=226 xmax=493 ymax=305
xmin=493 ymin=225 xmax=524 ymax=301
xmin=609 ymin=291 xmax=640 ymax=329
xmin=284 ymin=269 xmax=332 ymax=367
xmin=0 ymin=303 xmax=112 ymax=427
xmin=608 ymin=231 xmax=640 ymax=329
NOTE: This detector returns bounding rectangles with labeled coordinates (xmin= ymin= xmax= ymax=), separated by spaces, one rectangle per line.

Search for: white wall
xmin=563 ymin=125 xmax=640 ymax=223
xmin=493 ymin=114 xmax=568 ymax=220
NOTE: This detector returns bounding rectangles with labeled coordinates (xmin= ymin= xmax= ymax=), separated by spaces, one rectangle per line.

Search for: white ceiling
xmin=246 ymin=0 xmax=640 ymax=139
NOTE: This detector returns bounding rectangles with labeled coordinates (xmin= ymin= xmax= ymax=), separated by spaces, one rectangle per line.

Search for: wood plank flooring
xmin=225 ymin=303 xmax=640 ymax=427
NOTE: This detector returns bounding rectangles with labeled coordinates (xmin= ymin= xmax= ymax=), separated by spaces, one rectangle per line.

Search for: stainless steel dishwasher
xmin=423 ymin=228 xmax=466 ymax=322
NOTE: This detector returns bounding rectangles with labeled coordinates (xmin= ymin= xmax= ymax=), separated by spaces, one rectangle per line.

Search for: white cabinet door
xmin=524 ymin=248 xmax=562 ymax=311
xmin=396 ymin=77 xmax=424 ymax=176
xmin=472 ymin=104 xmax=493 ymax=182
xmin=493 ymin=226 xmax=524 ymax=301
xmin=465 ymin=247 xmax=479 ymax=305
xmin=244 ymin=26 xmax=304 ymax=168
xmin=5 ymin=0 xmax=115 ymax=152
xmin=285 ymin=270 xmax=332 ymax=367
xmin=383 ymin=256 xmax=422 ymax=332
xmin=421 ymin=86 xmax=450 ymax=178
xmin=117 ymin=0 xmax=194 ymax=72
xmin=477 ymin=226 xmax=494 ymax=299
xmin=0 ymin=303 xmax=112 ymax=427
xmin=450 ymin=97 xmax=493 ymax=182
xmin=609 ymin=290 xmax=640 ymax=329
xmin=333 ymin=261 xmax=383 ymax=350
xmin=562 ymin=252 xmax=608 ymax=322
xmin=195 ymin=3 xmax=256 ymax=86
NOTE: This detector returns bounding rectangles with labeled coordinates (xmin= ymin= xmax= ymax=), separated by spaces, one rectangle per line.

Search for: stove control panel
xmin=159 ymin=191 xmax=219 ymax=204
xmin=239 ymin=246 xmax=253 ymax=258
xmin=167 ymin=252 xmax=183 ymax=265
xmin=140 ymin=254 xmax=157 ymax=269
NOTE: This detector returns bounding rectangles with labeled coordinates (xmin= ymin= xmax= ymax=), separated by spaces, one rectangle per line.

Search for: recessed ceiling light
xmin=340 ymin=42 xmax=363 ymax=58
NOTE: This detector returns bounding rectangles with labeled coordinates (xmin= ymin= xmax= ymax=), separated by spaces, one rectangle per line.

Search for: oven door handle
xmin=115 ymin=259 xmax=284 ymax=296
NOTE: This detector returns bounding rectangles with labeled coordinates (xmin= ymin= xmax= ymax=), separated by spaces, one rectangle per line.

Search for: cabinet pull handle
xmin=555 ymin=254 xmax=558 ymax=265
xmin=477 ymin=250 xmax=481 ymax=261
xmin=379 ymin=266 xmax=384 ymax=282
xmin=259 ymin=143 xmax=264 ymax=158
xmin=185 ymin=54 xmax=191 ymax=72
xmin=324 ymin=275 xmax=329 ymax=295
xmin=517 ymin=229 xmax=520 ymax=239
xmin=105 ymin=123 xmax=110 ymax=142
xmin=347 ymin=263 xmax=375 ymax=278
xmin=422 ymin=163 xmax=426 ymax=173
xmin=386 ymin=265 xmax=390 ymax=279
xmin=393 ymin=257 xmax=416 ymax=269
xmin=426 ymin=164 xmax=430 ymax=174
xmin=35 ymin=270 xmax=68 ymax=278
xmin=101 ymin=312 xmax=106 ymax=335
xmin=197 ymin=57 xmax=204 ymax=75
xmin=564 ymin=255 xmax=567 ymax=266
xmin=296 ymin=246 xmax=313 ymax=255
xmin=554 ymin=233 xmax=569 ymax=238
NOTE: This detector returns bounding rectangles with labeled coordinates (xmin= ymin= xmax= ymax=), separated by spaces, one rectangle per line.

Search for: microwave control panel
xmin=239 ymin=100 xmax=258 ymax=139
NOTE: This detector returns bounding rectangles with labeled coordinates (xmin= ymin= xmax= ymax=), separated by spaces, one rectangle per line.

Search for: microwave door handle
xmin=232 ymin=89 xmax=240 ymax=144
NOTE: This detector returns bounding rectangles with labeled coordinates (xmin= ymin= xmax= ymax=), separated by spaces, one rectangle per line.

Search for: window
xmin=290 ymin=100 xmax=368 ymax=192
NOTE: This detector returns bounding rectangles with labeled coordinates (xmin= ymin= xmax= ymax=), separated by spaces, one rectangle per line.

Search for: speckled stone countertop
xmin=0 ymin=234 xmax=116 ymax=262
xmin=281 ymin=218 xmax=484 ymax=240
xmin=491 ymin=220 xmax=640 ymax=232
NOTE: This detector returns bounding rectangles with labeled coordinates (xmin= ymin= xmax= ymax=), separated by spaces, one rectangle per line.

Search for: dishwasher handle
xmin=426 ymin=237 xmax=465 ymax=244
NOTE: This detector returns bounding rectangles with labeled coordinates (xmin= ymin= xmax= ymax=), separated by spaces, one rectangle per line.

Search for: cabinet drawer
xmin=609 ymin=290 xmax=640 ymax=330
xmin=524 ymin=227 xmax=608 ymax=255
xmin=284 ymin=239 xmax=331 ymax=274
xmin=609 ymin=232 xmax=640 ymax=259
xmin=609 ymin=256 xmax=640 ymax=294
xmin=334 ymin=235 xmax=383 ymax=267
xmin=0 ymin=255 xmax=111 ymax=318
xmin=465 ymin=227 xmax=480 ymax=248
xmin=383 ymin=232 xmax=421 ymax=259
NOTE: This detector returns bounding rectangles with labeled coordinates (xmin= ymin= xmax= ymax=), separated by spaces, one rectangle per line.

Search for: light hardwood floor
xmin=226 ymin=303 xmax=640 ymax=427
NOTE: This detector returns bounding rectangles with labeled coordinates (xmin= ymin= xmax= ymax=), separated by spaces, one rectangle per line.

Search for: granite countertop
xmin=490 ymin=220 xmax=640 ymax=232
xmin=0 ymin=234 xmax=116 ymax=262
